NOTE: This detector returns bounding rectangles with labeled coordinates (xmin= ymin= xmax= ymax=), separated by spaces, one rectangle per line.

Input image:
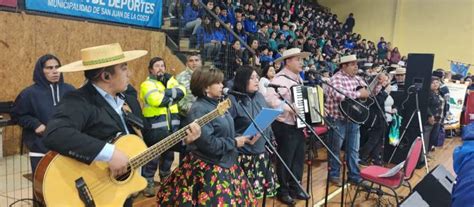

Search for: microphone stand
xmin=310 ymin=106 xmax=346 ymax=207
xmin=235 ymin=96 xmax=311 ymax=204
xmin=274 ymin=87 xmax=343 ymax=205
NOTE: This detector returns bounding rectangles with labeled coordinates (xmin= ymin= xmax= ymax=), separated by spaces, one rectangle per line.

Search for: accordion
xmin=291 ymin=85 xmax=325 ymax=128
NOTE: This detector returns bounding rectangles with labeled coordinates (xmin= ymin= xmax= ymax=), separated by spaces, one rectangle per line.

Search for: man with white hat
xmin=41 ymin=43 xmax=201 ymax=206
xmin=325 ymin=54 xmax=370 ymax=186
xmin=390 ymin=66 xmax=406 ymax=92
xmin=265 ymin=48 xmax=310 ymax=205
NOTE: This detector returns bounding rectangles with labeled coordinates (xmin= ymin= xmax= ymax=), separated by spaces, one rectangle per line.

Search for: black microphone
xmin=264 ymin=82 xmax=286 ymax=89
xmin=223 ymin=88 xmax=247 ymax=96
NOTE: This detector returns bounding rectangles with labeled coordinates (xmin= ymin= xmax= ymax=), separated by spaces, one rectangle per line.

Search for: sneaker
xmin=142 ymin=178 xmax=156 ymax=197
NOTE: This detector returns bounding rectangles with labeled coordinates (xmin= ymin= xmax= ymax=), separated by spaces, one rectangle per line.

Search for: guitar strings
xmin=87 ymin=115 xmax=213 ymax=197
xmin=84 ymin=109 xmax=221 ymax=197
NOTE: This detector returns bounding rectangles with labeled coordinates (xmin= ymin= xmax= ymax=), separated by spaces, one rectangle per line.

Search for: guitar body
xmin=34 ymin=135 xmax=148 ymax=207
xmin=339 ymin=97 xmax=374 ymax=124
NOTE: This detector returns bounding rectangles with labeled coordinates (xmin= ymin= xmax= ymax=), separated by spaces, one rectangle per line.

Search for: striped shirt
xmin=324 ymin=70 xmax=367 ymax=120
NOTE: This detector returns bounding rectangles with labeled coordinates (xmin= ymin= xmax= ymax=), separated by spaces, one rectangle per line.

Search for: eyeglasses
xmin=44 ymin=65 xmax=60 ymax=70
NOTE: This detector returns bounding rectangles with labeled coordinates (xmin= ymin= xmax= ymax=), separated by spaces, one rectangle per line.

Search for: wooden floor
xmin=134 ymin=137 xmax=461 ymax=207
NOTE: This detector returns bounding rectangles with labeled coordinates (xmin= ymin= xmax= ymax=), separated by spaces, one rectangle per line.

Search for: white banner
xmin=444 ymin=82 xmax=468 ymax=125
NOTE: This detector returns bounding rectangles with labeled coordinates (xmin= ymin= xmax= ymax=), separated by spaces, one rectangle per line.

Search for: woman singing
xmin=229 ymin=66 xmax=279 ymax=199
xmin=156 ymin=67 xmax=257 ymax=206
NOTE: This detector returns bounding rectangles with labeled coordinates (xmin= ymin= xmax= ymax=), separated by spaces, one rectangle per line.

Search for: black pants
xmin=271 ymin=121 xmax=305 ymax=196
xmin=359 ymin=123 xmax=386 ymax=163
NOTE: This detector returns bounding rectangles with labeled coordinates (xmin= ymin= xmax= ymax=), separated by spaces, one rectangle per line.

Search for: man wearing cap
xmin=265 ymin=48 xmax=310 ymax=205
xmin=390 ymin=66 xmax=406 ymax=92
xmin=42 ymin=43 xmax=201 ymax=206
xmin=325 ymin=54 xmax=370 ymax=186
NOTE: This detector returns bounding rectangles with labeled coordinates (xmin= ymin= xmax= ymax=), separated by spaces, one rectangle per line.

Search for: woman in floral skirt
xmin=228 ymin=66 xmax=279 ymax=199
xmin=156 ymin=67 xmax=257 ymax=206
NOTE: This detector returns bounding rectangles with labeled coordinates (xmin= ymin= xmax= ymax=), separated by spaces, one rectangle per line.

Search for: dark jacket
xmin=186 ymin=97 xmax=238 ymax=168
xmin=427 ymin=91 xmax=444 ymax=122
xmin=42 ymin=82 xmax=145 ymax=164
xmin=229 ymin=92 xmax=272 ymax=155
xmin=11 ymin=59 xmax=75 ymax=153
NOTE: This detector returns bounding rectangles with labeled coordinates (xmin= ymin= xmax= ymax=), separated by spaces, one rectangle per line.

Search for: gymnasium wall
xmin=0 ymin=11 xmax=185 ymax=156
xmin=319 ymin=0 xmax=474 ymax=73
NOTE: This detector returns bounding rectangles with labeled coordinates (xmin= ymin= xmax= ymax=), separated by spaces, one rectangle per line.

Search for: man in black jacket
xmin=42 ymin=43 xmax=201 ymax=206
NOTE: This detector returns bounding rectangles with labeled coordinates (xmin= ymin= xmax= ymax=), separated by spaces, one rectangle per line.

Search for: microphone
xmin=223 ymin=88 xmax=247 ymax=96
xmin=264 ymin=82 xmax=286 ymax=89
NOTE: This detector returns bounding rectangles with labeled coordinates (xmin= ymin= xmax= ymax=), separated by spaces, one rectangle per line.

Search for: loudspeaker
xmin=384 ymin=54 xmax=434 ymax=163
xmin=401 ymin=165 xmax=455 ymax=207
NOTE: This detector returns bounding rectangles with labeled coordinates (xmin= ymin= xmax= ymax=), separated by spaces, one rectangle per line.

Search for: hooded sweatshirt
xmin=11 ymin=56 xmax=75 ymax=154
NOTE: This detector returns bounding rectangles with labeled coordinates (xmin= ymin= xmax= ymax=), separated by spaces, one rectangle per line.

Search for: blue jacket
xmin=11 ymin=56 xmax=75 ymax=153
xmin=183 ymin=4 xmax=199 ymax=23
xmin=452 ymin=141 xmax=474 ymax=206
xmin=212 ymin=28 xmax=226 ymax=42
xmin=243 ymin=19 xmax=257 ymax=33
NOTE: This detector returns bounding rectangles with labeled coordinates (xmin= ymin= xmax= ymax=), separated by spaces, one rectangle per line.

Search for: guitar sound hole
xmin=114 ymin=170 xmax=132 ymax=182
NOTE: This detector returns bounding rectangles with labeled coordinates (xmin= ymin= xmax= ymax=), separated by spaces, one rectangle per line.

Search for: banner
xmin=0 ymin=0 xmax=17 ymax=7
xmin=450 ymin=61 xmax=470 ymax=77
xmin=25 ymin=0 xmax=162 ymax=29
xmin=444 ymin=82 xmax=468 ymax=126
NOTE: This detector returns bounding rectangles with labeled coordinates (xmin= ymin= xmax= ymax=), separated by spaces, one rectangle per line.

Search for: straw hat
xmin=58 ymin=43 xmax=148 ymax=72
xmin=338 ymin=54 xmax=360 ymax=64
xmin=394 ymin=67 xmax=406 ymax=75
xmin=274 ymin=48 xmax=310 ymax=64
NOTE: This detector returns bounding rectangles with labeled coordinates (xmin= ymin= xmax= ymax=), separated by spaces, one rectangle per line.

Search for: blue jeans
xmin=328 ymin=118 xmax=361 ymax=181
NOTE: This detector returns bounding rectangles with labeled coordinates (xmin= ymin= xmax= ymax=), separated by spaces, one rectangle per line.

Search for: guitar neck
xmin=129 ymin=108 xmax=222 ymax=169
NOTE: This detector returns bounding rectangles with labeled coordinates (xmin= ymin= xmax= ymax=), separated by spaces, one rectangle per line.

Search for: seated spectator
xmin=242 ymin=38 xmax=259 ymax=65
xmin=268 ymin=32 xmax=278 ymax=51
xmin=244 ymin=11 xmax=258 ymax=34
xmin=218 ymin=5 xmax=231 ymax=23
xmin=183 ymin=0 xmax=201 ymax=35
xmin=256 ymin=23 xmax=270 ymax=47
xmin=234 ymin=21 xmax=248 ymax=48
xmin=258 ymin=45 xmax=273 ymax=66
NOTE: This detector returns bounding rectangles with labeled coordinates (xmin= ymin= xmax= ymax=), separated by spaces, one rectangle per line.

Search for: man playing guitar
xmin=39 ymin=43 xmax=202 ymax=206
xmin=325 ymin=54 xmax=370 ymax=186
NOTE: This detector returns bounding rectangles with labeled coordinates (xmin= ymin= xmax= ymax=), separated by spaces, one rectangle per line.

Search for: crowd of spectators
xmin=177 ymin=0 xmax=407 ymax=81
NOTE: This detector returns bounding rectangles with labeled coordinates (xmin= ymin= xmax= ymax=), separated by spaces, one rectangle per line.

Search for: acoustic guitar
xmin=339 ymin=86 xmax=374 ymax=124
xmin=33 ymin=99 xmax=231 ymax=207
xmin=339 ymin=72 xmax=385 ymax=124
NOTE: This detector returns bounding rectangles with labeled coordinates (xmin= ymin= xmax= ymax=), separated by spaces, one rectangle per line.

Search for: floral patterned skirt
xmin=239 ymin=153 xmax=279 ymax=199
xmin=156 ymin=154 xmax=257 ymax=206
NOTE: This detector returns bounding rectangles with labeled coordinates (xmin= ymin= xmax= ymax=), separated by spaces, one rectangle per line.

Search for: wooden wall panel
xmin=0 ymin=11 xmax=185 ymax=156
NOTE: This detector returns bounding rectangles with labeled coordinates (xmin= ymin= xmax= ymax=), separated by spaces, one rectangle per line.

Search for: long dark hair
xmin=232 ymin=66 xmax=256 ymax=93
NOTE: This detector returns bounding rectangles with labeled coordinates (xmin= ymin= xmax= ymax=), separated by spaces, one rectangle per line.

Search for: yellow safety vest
xmin=140 ymin=76 xmax=185 ymax=130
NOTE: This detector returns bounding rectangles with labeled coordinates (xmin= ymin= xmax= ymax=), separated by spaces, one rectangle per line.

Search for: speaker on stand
xmin=384 ymin=53 xmax=434 ymax=164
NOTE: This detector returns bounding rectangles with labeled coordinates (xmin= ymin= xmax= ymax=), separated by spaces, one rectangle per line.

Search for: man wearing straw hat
xmin=42 ymin=43 xmax=201 ymax=206
xmin=390 ymin=66 xmax=406 ymax=92
xmin=265 ymin=48 xmax=310 ymax=205
xmin=325 ymin=54 xmax=370 ymax=186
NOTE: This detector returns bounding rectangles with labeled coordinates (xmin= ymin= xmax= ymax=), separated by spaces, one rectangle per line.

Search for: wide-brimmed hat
xmin=274 ymin=48 xmax=310 ymax=64
xmin=58 ymin=43 xmax=148 ymax=72
xmin=338 ymin=54 xmax=360 ymax=64
xmin=393 ymin=67 xmax=406 ymax=75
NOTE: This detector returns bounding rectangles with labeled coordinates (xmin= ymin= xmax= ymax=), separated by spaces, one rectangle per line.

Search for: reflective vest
xmin=140 ymin=76 xmax=185 ymax=131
